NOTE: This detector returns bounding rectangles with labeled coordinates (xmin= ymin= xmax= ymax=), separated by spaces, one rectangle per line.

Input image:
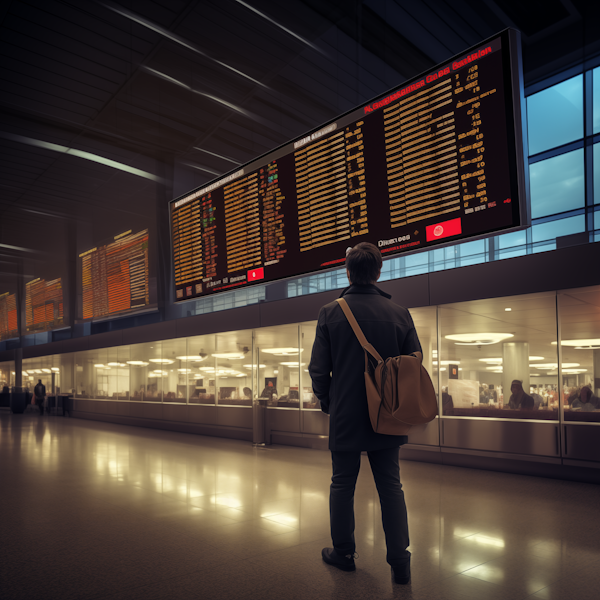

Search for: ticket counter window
xmin=160 ymin=339 xmax=188 ymax=403
xmin=187 ymin=333 xmax=216 ymax=405
xmin=213 ymin=330 xmax=252 ymax=406
xmin=301 ymin=323 xmax=319 ymax=410
xmin=255 ymin=325 xmax=301 ymax=410
xmin=440 ymin=292 xmax=559 ymax=420
xmin=559 ymin=287 xmax=600 ymax=423
xmin=0 ymin=362 xmax=15 ymax=391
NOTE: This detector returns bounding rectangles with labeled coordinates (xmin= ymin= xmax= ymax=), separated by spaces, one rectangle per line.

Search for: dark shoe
xmin=392 ymin=559 xmax=410 ymax=584
xmin=321 ymin=547 xmax=356 ymax=572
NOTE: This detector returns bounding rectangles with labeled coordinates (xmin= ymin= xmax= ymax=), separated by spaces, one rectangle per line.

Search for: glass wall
xmin=439 ymin=292 xmax=560 ymax=420
xmin=255 ymin=325 xmax=301 ymax=409
xmin=13 ymin=288 xmax=600 ymax=433
xmin=558 ymin=287 xmax=600 ymax=423
xmin=0 ymin=361 xmax=14 ymax=391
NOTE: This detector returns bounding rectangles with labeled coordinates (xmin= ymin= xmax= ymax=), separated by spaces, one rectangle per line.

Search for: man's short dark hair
xmin=345 ymin=242 xmax=382 ymax=285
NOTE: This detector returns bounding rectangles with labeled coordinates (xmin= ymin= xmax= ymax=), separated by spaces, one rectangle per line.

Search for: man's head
xmin=510 ymin=380 xmax=523 ymax=394
xmin=345 ymin=242 xmax=382 ymax=285
xmin=38 ymin=379 xmax=42 ymax=384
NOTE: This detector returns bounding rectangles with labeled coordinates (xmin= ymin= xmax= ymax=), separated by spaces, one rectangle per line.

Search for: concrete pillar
xmin=502 ymin=342 xmax=530 ymax=400
xmin=14 ymin=347 xmax=22 ymax=391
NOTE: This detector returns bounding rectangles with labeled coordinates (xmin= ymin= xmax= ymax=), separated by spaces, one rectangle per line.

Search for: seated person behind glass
xmin=508 ymin=380 xmax=534 ymax=409
xmin=260 ymin=381 xmax=278 ymax=399
xmin=530 ymin=391 xmax=543 ymax=409
xmin=442 ymin=387 xmax=454 ymax=415
xmin=572 ymin=386 xmax=600 ymax=411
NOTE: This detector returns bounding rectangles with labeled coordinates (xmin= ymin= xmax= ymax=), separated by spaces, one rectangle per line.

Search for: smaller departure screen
xmin=80 ymin=229 xmax=150 ymax=320
xmin=25 ymin=278 xmax=64 ymax=334
xmin=171 ymin=30 xmax=526 ymax=301
xmin=0 ymin=292 xmax=18 ymax=340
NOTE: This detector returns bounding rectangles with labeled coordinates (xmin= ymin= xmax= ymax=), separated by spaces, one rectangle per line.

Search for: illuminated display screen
xmin=25 ymin=278 xmax=64 ymax=333
xmin=171 ymin=30 xmax=526 ymax=301
xmin=0 ymin=293 xmax=18 ymax=340
xmin=80 ymin=229 xmax=150 ymax=320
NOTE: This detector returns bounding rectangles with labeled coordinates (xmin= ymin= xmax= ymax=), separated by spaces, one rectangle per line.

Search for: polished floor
xmin=1 ymin=413 xmax=599 ymax=600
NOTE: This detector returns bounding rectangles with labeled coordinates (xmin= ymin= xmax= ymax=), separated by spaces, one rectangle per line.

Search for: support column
xmin=502 ymin=342 xmax=530 ymax=401
xmin=14 ymin=347 xmax=22 ymax=391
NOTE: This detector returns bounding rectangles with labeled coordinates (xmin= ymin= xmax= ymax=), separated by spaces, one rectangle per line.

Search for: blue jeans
xmin=330 ymin=447 xmax=410 ymax=566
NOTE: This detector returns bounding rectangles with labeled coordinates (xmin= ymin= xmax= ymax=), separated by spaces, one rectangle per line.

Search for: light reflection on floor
xmin=1 ymin=414 xmax=599 ymax=600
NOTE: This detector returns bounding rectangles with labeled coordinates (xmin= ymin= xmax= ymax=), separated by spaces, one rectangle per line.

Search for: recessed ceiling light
xmin=445 ymin=333 xmax=514 ymax=345
xmin=176 ymin=356 xmax=207 ymax=361
xmin=552 ymin=338 xmax=600 ymax=347
xmin=279 ymin=362 xmax=307 ymax=367
xmin=243 ymin=364 xmax=265 ymax=369
xmin=529 ymin=356 xmax=544 ymax=361
xmin=505 ymin=308 xmax=511 ymax=312
xmin=433 ymin=360 xmax=460 ymax=365
xmin=126 ymin=361 xmax=149 ymax=366
xmin=149 ymin=359 xmax=174 ymax=364
xmin=261 ymin=348 xmax=302 ymax=355
xmin=532 ymin=363 xmax=580 ymax=370
xmin=479 ymin=358 xmax=502 ymax=363
xmin=212 ymin=353 xmax=246 ymax=359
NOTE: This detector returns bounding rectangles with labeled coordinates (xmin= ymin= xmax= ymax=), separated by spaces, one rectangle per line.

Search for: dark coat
xmin=309 ymin=284 xmax=422 ymax=452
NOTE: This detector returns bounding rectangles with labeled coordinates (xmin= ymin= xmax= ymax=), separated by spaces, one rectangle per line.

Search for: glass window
xmin=440 ymin=293 xmax=559 ymax=420
xmin=558 ymin=287 xmax=600 ymax=423
xmin=405 ymin=252 xmax=429 ymax=276
xmin=530 ymin=149 xmax=585 ymax=218
xmin=594 ymin=143 xmax=600 ymax=205
xmin=187 ymin=334 xmax=216 ymax=405
xmin=457 ymin=239 xmax=486 ymax=267
xmin=161 ymin=339 xmax=188 ymax=403
xmin=214 ymin=330 xmax=252 ymax=406
xmin=595 ymin=210 xmax=600 ymax=231
xmin=496 ymin=229 xmax=527 ymax=259
xmin=255 ymin=325 xmax=300 ymax=411
xmin=594 ymin=67 xmax=600 ymax=135
xmin=527 ymin=75 xmax=583 ymax=155
xmin=301 ymin=323 xmax=320 ymax=411
xmin=0 ymin=361 xmax=15 ymax=391
xmin=531 ymin=215 xmax=585 ymax=245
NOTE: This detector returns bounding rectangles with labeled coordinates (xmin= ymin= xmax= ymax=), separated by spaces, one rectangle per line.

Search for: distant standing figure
xmin=33 ymin=379 xmax=46 ymax=415
xmin=508 ymin=380 xmax=534 ymax=410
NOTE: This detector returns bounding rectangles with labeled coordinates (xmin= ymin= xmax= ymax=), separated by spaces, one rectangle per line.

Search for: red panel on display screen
xmin=170 ymin=30 xmax=527 ymax=301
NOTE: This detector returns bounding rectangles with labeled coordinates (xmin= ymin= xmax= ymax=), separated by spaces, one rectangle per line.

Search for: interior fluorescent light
xmin=176 ymin=356 xmax=206 ymax=361
xmin=261 ymin=348 xmax=302 ymax=355
xmin=479 ymin=358 xmax=502 ymax=363
xmin=552 ymin=338 xmax=600 ymax=346
xmin=212 ymin=353 xmax=245 ymax=359
xmin=102 ymin=2 xmax=266 ymax=87
xmin=126 ymin=361 xmax=149 ymax=366
xmin=0 ymin=132 xmax=161 ymax=182
xmin=233 ymin=0 xmax=325 ymax=55
xmin=445 ymin=333 xmax=514 ymax=345
xmin=193 ymin=147 xmax=240 ymax=165
xmin=149 ymin=359 xmax=174 ymax=364
xmin=243 ymin=364 xmax=265 ymax=368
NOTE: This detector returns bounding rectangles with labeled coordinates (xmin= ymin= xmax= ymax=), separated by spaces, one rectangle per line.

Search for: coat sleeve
xmin=308 ymin=308 xmax=333 ymax=414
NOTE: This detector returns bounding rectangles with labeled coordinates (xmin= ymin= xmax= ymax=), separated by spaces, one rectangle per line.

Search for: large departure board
xmin=171 ymin=30 xmax=527 ymax=301
xmin=0 ymin=293 xmax=18 ymax=340
xmin=80 ymin=229 xmax=150 ymax=320
xmin=25 ymin=278 xmax=64 ymax=333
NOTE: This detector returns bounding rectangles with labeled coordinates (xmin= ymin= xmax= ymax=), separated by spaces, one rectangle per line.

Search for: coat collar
xmin=339 ymin=284 xmax=391 ymax=299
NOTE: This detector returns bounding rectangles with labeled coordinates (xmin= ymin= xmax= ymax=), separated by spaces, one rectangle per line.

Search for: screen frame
xmin=170 ymin=28 xmax=528 ymax=303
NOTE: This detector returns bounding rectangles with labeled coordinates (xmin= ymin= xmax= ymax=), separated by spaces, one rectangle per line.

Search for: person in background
xmin=442 ymin=387 xmax=454 ymax=415
xmin=508 ymin=380 xmax=534 ymax=410
xmin=260 ymin=381 xmax=278 ymax=399
xmin=33 ymin=379 xmax=46 ymax=416
xmin=572 ymin=386 xmax=600 ymax=411
xmin=309 ymin=242 xmax=421 ymax=585
xmin=530 ymin=389 xmax=544 ymax=410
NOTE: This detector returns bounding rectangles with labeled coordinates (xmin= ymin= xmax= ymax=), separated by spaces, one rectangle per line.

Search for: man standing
xmin=33 ymin=379 xmax=46 ymax=416
xmin=309 ymin=242 xmax=422 ymax=584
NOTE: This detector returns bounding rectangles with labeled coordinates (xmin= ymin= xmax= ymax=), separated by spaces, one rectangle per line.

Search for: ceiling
xmin=1 ymin=0 xmax=599 ymax=313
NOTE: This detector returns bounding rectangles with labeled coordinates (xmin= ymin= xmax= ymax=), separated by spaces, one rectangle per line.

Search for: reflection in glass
xmin=440 ymin=293 xmax=559 ymax=420
xmin=558 ymin=288 xmax=600 ymax=423
xmin=214 ymin=330 xmax=252 ymax=406
xmin=187 ymin=334 xmax=216 ymax=404
xmin=255 ymin=325 xmax=300 ymax=409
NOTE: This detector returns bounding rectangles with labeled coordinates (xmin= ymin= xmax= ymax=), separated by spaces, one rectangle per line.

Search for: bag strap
xmin=336 ymin=298 xmax=384 ymax=365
